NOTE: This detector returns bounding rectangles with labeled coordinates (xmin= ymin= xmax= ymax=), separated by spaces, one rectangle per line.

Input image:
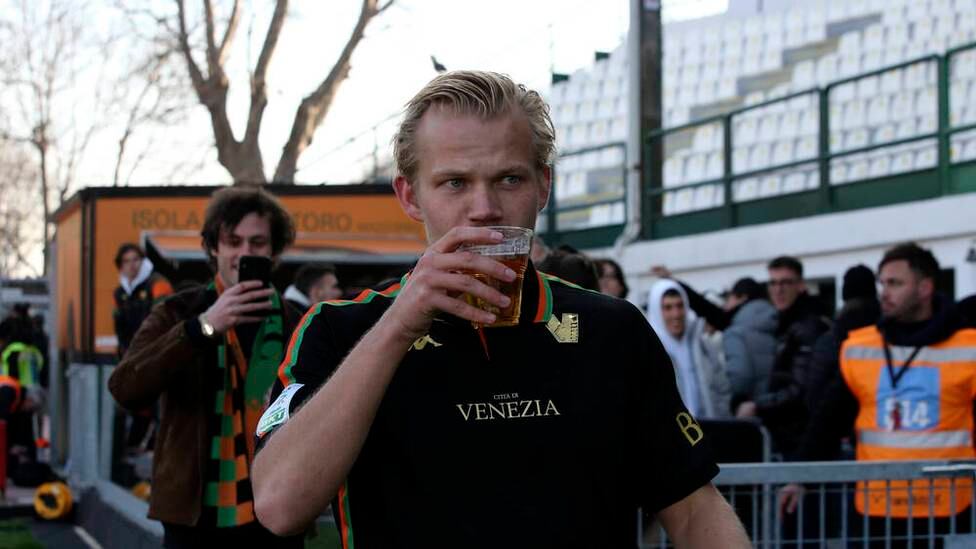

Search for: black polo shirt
xmin=257 ymin=262 xmax=718 ymax=549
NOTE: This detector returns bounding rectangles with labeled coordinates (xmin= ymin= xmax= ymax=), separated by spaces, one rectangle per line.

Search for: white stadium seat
xmin=796 ymin=136 xmax=818 ymax=160
xmin=918 ymin=115 xmax=937 ymax=135
xmin=867 ymin=96 xmax=890 ymax=126
xmin=896 ymin=118 xmax=919 ymax=140
xmin=734 ymin=177 xmax=759 ymax=201
xmin=706 ymin=153 xmax=723 ymax=180
xmin=735 ymin=118 xmax=759 ymax=146
xmin=890 ymin=91 xmax=914 ymax=121
xmin=840 ymin=99 xmax=867 ymax=130
xmin=874 ymin=124 xmax=897 ymax=145
xmin=869 ymin=154 xmax=891 ymax=178
xmin=749 ymin=143 xmax=772 ymax=171
xmin=857 ymin=75 xmax=879 ymax=98
xmin=830 ymin=162 xmax=849 ymax=184
xmin=758 ymin=114 xmax=780 ymax=142
xmin=773 ymin=141 xmax=795 ymax=166
xmin=780 ymin=111 xmax=800 ymax=138
xmin=759 ymin=176 xmax=781 ymax=197
xmin=783 ymin=172 xmax=806 ymax=193
xmin=733 ymin=147 xmax=750 ymax=173
xmin=914 ymin=147 xmax=938 ymax=169
xmin=891 ymin=148 xmax=915 ymax=173
xmin=684 ymin=154 xmax=706 ymax=183
xmin=664 ymin=158 xmax=683 ymax=186
xmin=844 ymin=129 xmax=870 ymax=151
xmin=847 ymin=157 xmax=869 ymax=180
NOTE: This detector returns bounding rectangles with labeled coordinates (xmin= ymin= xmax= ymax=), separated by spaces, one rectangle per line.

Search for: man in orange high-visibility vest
xmin=790 ymin=242 xmax=976 ymax=542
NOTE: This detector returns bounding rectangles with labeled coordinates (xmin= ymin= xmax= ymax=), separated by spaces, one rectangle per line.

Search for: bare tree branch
xmin=217 ymin=0 xmax=241 ymax=66
xmin=273 ymin=0 xmax=390 ymax=183
xmin=244 ymin=0 xmax=288 ymax=146
xmin=175 ymin=0 xmax=207 ymax=98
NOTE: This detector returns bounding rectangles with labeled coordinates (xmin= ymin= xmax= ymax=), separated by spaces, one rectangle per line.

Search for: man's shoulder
xmin=298 ymin=278 xmax=403 ymax=329
xmin=843 ymin=325 xmax=880 ymax=347
xmin=154 ymin=283 xmax=209 ymax=318
xmin=544 ymin=274 xmax=646 ymax=324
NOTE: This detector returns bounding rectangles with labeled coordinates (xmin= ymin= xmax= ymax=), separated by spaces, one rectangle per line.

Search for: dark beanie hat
xmin=843 ymin=264 xmax=876 ymax=301
xmin=731 ymin=277 xmax=764 ymax=301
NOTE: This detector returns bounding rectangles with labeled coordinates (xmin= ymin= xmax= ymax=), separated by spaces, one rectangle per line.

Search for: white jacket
xmin=646 ymin=280 xmax=732 ymax=418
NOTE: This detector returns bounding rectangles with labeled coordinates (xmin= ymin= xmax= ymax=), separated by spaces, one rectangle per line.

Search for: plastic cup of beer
xmin=458 ymin=226 xmax=533 ymax=327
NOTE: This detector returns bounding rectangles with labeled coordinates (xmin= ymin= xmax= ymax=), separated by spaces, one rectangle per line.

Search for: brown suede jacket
xmin=108 ymin=283 xmax=300 ymax=526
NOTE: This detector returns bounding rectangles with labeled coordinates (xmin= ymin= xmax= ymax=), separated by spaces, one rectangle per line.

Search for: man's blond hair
xmin=393 ymin=70 xmax=556 ymax=181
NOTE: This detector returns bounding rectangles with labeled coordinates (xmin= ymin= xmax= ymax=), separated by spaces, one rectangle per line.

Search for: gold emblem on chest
xmin=546 ymin=313 xmax=579 ymax=343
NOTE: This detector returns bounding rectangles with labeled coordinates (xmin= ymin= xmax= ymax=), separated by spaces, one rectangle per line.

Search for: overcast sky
xmin=72 ymin=0 xmax=728 ymax=187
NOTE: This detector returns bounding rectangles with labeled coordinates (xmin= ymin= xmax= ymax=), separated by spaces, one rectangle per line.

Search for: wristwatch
xmin=198 ymin=312 xmax=217 ymax=339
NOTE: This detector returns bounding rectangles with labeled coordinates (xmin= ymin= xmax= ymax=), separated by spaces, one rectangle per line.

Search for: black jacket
xmin=798 ymin=294 xmax=964 ymax=461
xmin=805 ymin=297 xmax=881 ymax=414
xmin=754 ymin=293 xmax=830 ymax=458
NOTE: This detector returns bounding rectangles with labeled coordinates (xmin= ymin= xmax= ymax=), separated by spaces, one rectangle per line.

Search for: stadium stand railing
xmin=638 ymin=460 xmax=976 ymax=548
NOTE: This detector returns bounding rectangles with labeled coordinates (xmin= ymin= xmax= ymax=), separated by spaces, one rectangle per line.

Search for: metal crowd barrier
xmin=640 ymin=460 xmax=976 ymax=548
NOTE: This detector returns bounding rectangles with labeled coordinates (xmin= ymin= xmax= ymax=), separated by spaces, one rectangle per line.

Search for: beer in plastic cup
xmin=458 ymin=226 xmax=533 ymax=327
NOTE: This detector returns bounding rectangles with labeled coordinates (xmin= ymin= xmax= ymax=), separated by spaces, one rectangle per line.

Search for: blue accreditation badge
xmin=876 ymin=365 xmax=939 ymax=431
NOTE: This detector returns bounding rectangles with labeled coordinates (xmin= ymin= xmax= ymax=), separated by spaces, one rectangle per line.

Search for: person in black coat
xmin=735 ymin=256 xmax=830 ymax=459
xmin=804 ymin=265 xmax=881 ymax=422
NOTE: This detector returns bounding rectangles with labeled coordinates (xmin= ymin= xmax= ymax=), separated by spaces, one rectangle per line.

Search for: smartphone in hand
xmin=238 ymin=255 xmax=273 ymax=316
xmin=238 ymin=255 xmax=272 ymax=288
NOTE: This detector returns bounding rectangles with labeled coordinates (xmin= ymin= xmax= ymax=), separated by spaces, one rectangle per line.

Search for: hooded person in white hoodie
xmin=646 ymin=279 xmax=732 ymax=418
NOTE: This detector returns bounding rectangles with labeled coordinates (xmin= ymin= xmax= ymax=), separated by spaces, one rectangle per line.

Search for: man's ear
xmin=393 ymin=175 xmax=424 ymax=223
xmin=537 ymin=165 xmax=552 ymax=212
xmin=918 ymin=277 xmax=935 ymax=300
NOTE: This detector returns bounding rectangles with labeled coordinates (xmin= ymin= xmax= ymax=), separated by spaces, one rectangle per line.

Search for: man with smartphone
xmin=109 ymin=185 xmax=303 ymax=548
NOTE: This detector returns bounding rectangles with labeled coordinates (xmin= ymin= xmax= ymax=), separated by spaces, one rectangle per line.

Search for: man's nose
xmin=468 ymin=184 xmax=503 ymax=223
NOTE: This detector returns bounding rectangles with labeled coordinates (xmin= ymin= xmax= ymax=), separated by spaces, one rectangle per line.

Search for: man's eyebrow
xmin=428 ymin=168 xmax=470 ymax=179
xmin=493 ymin=165 xmax=531 ymax=175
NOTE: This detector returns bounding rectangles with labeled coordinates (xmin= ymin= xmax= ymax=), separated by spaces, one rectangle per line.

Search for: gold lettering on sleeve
xmin=676 ymin=412 xmax=704 ymax=446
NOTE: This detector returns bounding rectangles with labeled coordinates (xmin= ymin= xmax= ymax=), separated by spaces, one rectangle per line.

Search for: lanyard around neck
xmin=882 ymin=336 xmax=923 ymax=389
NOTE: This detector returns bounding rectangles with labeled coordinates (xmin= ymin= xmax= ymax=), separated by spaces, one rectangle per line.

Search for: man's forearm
xmin=659 ymin=484 xmax=751 ymax=549
xmin=675 ymin=499 xmax=750 ymax=548
xmin=252 ymin=312 xmax=415 ymax=536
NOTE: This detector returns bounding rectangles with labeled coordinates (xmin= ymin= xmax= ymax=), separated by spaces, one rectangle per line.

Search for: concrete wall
xmin=609 ymin=192 xmax=976 ymax=308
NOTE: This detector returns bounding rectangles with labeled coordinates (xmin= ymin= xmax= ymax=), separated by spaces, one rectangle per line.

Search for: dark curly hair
xmin=879 ymin=242 xmax=939 ymax=281
xmin=200 ymin=185 xmax=295 ymax=267
xmin=114 ymin=243 xmax=144 ymax=268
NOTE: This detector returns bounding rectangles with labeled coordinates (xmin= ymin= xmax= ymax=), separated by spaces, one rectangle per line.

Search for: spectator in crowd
xmin=283 ymin=264 xmax=342 ymax=312
xmin=109 ymin=186 xmax=304 ymax=548
xmin=646 ymin=279 xmax=732 ymax=418
xmin=0 ymin=317 xmax=45 ymax=483
xmin=111 ymin=243 xmax=175 ymax=462
xmin=595 ymin=258 xmax=629 ymax=299
xmin=537 ymin=249 xmax=600 ymax=291
xmin=113 ymin=243 xmax=174 ymax=358
xmin=786 ymin=243 xmax=976 ymax=539
xmin=719 ymin=278 xmax=779 ymax=409
xmin=805 ymin=265 xmax=881 ymax=416
xmin=530 ymin=235 xmax=551 ymax=265
xmin=648 ymin=268 xmax=778 ymax=411
xmin=736 ymin=256 xmax=829 ymax=459
xmin=251 ymin=70 xmax=748 ymax=547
